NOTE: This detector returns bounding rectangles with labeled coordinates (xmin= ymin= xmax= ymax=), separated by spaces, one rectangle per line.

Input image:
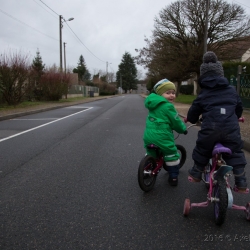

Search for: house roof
xmin=210 ymin=36 xmax=250 ymax=62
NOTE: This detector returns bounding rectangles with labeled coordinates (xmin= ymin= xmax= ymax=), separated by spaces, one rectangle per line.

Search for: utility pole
xmin=106 ymin=62 xmax=111 ymax=83
xmin=59 ymin=16 xmax=74 ymax=72
xmin=64 ymin=42 xmax=67 ymax=74
xmin=59 ymin=15 xmax=63 ymax=72
xmin=106 ymin=62 xmax=108 ymax=83
xmin=203 ymin=0 xmax=209 ymax=54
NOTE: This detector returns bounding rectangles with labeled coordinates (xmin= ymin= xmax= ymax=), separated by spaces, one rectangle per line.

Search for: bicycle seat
xmin=212 ymin=143 xmax=232 ymax=156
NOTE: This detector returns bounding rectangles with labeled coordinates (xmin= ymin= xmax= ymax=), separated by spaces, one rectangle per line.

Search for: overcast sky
xmin=1 ymin=0 xmax=250 ymax=79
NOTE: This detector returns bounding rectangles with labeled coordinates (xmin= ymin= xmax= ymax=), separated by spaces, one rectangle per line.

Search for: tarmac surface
xmin=0 ymin=94 xmax=249 ymax=152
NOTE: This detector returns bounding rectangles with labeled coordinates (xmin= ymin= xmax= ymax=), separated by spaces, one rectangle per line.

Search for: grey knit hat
xmin=200 ymin=51 xmax=224 ymax=77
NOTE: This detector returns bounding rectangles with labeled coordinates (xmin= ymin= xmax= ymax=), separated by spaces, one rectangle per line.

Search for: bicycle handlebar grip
xmin=183 ymin=130 xmax=188 ymax=135
xmin=184 ymin=117 xmax=188 ymax=123
xmin=239 ymin=117 xmax=245 ymax=123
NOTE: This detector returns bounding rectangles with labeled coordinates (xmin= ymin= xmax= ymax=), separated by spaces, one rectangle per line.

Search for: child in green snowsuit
xmin=143 ymin=79 xmax=187 ymax=186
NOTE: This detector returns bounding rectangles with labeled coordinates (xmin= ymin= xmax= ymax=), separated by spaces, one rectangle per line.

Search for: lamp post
xmin=59 ymin=15 xmax=74 ymax=72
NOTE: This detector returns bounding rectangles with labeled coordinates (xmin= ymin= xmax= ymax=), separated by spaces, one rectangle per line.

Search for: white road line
xmin=65 ymin=106 xmax=92 ymax=109
xmin=0 ymin=107 xmax=93 ymax=143
xmin=12 ymin=118 xmax=58 ymax=120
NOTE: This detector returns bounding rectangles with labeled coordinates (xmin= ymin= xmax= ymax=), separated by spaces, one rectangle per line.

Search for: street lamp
xmin=59 ymin=15 xmax=74 ymax=72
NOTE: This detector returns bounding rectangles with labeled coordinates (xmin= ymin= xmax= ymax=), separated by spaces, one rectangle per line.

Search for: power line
xmin=0 ymin=8 xmax=58 ymax=41
xmin=38 ymin=0 xmax=107 ymax=64
xmin=33 ymin=0 xmax=57 ymax=19
xmin=38 ymin=0 xmax=59 ymax=16
xmin=65 ymin=22 xmax=106 ymax=63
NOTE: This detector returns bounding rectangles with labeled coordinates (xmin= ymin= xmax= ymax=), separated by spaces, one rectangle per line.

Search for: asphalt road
xmin=1 ymin=95 xmax=250 ymax=249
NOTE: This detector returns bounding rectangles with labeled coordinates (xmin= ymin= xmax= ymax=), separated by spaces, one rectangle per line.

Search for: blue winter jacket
xmin=187 ymin=75 xmax=243 ymax=124
xmin=187 ymin=74 xmax=244 ymax=166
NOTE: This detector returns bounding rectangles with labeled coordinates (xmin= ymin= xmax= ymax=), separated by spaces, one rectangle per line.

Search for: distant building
xmin=134 ymin=80 xmax=148 ymax=94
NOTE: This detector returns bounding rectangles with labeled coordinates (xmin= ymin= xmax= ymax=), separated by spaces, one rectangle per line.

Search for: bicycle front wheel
xmin=138 ymin=155 xmax=157 ymax=192
xmin=176 ymin=144 xmax=186 ymax=169
xmin=203 ymin=163 xmax=211 ymax=189
xmin=213 ymin=177 xmax=228 ymax=225
xmin=163 ymin=144 xmax=186 ymax=171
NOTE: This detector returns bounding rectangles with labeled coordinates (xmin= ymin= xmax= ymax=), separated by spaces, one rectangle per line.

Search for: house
xmin=184 ymin=38 xmax=250 ymax=95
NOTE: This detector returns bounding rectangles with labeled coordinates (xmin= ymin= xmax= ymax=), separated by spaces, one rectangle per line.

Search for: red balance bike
xmin=138 ymin=134 xmax=187 ymax=192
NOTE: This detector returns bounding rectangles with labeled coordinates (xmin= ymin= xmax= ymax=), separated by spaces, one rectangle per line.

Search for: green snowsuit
xmin=143 ymin=93 xmax=186 ymax=162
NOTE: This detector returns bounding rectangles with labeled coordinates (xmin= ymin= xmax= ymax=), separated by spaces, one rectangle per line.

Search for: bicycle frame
xmin=183 ymin=117 xmax=250 ymax=223
xmin=189 ymin=149 xmax=233 ymax=208
xmin=145 ymin=144 xmax=164 ymax=175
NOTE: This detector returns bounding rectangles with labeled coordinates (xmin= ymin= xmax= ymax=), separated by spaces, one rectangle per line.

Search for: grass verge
xmin=175 ymin=94 xmax=196 ymax=104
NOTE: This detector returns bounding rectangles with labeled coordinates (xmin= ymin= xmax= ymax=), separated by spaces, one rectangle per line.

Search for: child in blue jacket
xmin=187 ymin=51 xmax=247 ymax=192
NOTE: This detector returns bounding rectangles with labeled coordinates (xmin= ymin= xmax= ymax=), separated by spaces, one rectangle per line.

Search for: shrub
xmin=39 ymin=70 xmax=70 ymax=101
xmin=97 ymin=83 xmax=116 ymax=95
xmin=0 ymin=50 xmax=30 ymax=105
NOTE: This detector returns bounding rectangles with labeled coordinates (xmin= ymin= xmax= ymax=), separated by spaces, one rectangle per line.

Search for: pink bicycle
xmin=183 ymin=117 xmax=250 ymax=225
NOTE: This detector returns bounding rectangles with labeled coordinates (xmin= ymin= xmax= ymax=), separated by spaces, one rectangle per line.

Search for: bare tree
xmin=135 ymin=0 xmax=250 ymax=90
xmin=0 ymin=50 xmax=30 ymax=105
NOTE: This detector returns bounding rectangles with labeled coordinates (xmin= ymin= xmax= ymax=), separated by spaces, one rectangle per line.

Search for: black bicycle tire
xmin=213 ymin=177 xmax=228 ymax=225
xmin=176 ymin=144 xmax=186 ymax=169
xmin=138 ymin=155 xmax=157 ymax=192
xmin=162 ymin=144 xmax=186 ymax=171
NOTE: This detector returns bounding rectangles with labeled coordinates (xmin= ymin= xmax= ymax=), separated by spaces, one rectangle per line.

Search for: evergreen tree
xmin=116 ymin=52 xmax=138 ymax=93
xmin=26 ymin=49 xmax=45 ymax=101
xmin=32 ymin=48 xmax=45 ymax=84
xmin=83 ymin=69 xmax=91 ymax=81
xmin=73 ymin=55 xmax=89 ymax=82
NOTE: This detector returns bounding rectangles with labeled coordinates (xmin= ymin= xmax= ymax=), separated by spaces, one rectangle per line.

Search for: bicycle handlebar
xmin=239 ymin=117 xmax=245 ymax=123
xmin=184 ymin=117 xmax=245 ymax=123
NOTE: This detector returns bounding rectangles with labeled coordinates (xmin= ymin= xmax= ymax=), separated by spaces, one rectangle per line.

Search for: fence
xmin=67 ymin=85 xmax=99 ymax=97
xmin=230 ymin=74 xmax=250 ymax=109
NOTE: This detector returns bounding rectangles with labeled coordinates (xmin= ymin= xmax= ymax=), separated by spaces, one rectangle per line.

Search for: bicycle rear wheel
xmin=138 ymin=155 xmax=157 ymax=192
xmin=213 ymin=177 xmax=228 ymax=225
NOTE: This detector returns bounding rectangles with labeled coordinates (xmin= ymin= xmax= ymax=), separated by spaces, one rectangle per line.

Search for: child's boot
xmin=188 ymin=164 xmax=204 ymax=182
xmin=167 ymin=164 xmax=179 ymax=186
xmin=233 ymin=168 xmax=248 ymax=192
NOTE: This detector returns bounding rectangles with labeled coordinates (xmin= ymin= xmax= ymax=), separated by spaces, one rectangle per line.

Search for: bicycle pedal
xmin=233 ymin=186 xmax=249 ymax=194
xmin=188 ymin=176 xmax=201 ymax=183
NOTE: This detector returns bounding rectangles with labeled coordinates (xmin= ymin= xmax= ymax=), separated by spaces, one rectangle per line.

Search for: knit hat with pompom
xmin=153 ymin=79 xmax=176 ymax=96
xmin=200 ymin=51 xmax=224 ymax=77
